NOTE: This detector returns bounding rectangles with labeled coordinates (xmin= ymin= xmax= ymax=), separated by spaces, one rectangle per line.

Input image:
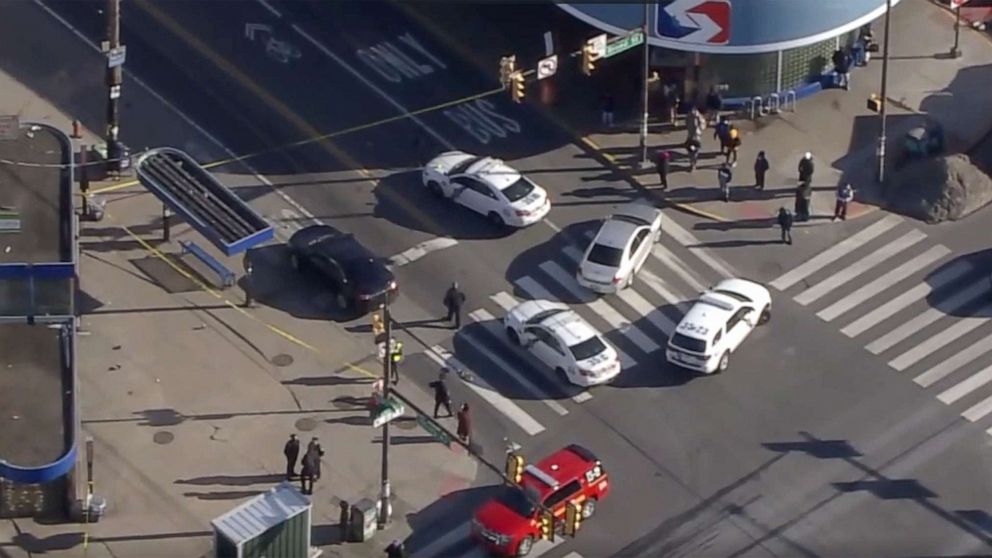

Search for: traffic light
xmin=538 ymin=509 xmax=554 ymax=541
xmin=867 ymin=93 xmax=883 ymax=113
xmin=371 ymin=310 xmax=385 ymax=338
xmin=510 ymin=71 xmax=526 ymax=103
xmin=581 ymin=44 xmax=596 ymax=76
xmin=499 ymin=55 xmax=516 ymax=89
xmin=505 ymin=453 xmax=524 ymax=484
xmin=563 ymin=501 xmax=582 ymax=536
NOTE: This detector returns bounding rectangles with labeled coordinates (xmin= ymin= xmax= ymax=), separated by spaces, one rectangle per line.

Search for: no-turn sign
xmin=537 ymin=54 xmax=558 ymax=80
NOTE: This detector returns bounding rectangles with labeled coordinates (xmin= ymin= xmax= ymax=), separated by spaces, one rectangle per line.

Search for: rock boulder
xmin=885 ymin=154 xmax=992 ymax=223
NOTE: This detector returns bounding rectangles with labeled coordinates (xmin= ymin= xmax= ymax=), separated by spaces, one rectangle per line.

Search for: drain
xmin=271 ymin=354 xmax=294 ymax=367
xmin=295 ymin=417 xmax=318 ymax=431
xmin=152 ymin=431 xmax=174 ymax=445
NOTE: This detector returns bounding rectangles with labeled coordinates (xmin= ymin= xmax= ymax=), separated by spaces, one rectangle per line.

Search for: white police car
xmin=422 ymin=151 xmax=550 ymax=227
xmin=666 ymin=278 xmax=771 ymax=374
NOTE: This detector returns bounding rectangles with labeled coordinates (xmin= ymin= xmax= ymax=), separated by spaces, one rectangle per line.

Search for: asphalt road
xmin=38 ymin=0 xmax=992 ymax=557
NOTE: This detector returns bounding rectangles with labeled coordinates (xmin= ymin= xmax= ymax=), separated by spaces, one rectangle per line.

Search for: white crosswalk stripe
xmin=489 ymin=291 xmax=519 ymax=312
xmin=817 ymin=245 xmax=950 ymax=322
xmin=639 ymin=269 xmax=690 ymax=314
xmin=938 ymin=364 xmax=992 ymax=405
xmin=865 ymin=278 xmax=989 ymax=354
xmin=652 ymin=244 xmax=708 ymax=293
xmin=771 ymin=214 xmax=902 ymax=291
xmin=425 ymin=346 xmax=545 ymax=436
xmin=914 ymin=330 xmax=992 ymax=388
xmin=615 ymin=287 xmax=677 ymax=335
xmin=962 ymin=392 xmax=992 ymax=422
xmin=794 ymin=229 xmax=927 ymax=306
xmin=888 ymin=310 xmax=991 ymax=371
xmin=840 ymin=259 xmax=976 ymax=338
xmin=662 ymin=216 xmax=735 ymax=278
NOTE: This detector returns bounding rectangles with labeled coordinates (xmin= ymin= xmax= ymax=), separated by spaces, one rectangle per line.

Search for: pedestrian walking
xmin=777 ymin=207 xmax=794 ymax=245
xmin=685 ymin=137 xmax=701 ymax=172
xmin=717 ymin=163 xmax=733 ymax=202
xmin=664 ymin=83 xmax=680 ymax=124
xmin=833 ymin=183 xmax=855 ymax=221
xmin=754 ymin=151 xmax=770 ymax=190
xmin=443 ymin=282 xmax=466 ymax=330
xmin=861 ymin=30 xmax=875 ymax=64
xmin=798 ymin=152 xmax=814 ymax=184
xmin=307 ymin=437 xmax=325 ymax=480
xmin=283 ymin=434 xmax=300 ymax=480
xmin=600 ymin=93 xmax=615 ymax=128
xmin=430 ymin=374 xmax=453 ymax=418
xmin=832 ymin=48 xmax=852 ymax=90
xmin=385 ymin=540 xmax=407 ymax=558
xmin=705 ymin=86 xmax=724 ymax=125
xmin=300 ymin=450 xmax=317 ymax=495
xmin=655 ymin=150 xmax=671 ymax=190
xmin=714 ymin=116 xmax=730 ymax=155
xmin=795 ymin=181 xmax=812 ymax=221
xmin=685 ymin=107 xmax=705 ymax=143
xmin=725 ymin=127 xmax=741 ymax=166
xmin=456 ymin=403 xmax=472 ymax=444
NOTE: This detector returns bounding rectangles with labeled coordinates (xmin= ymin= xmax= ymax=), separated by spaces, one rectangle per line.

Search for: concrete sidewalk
xmin=562 ymin=0 xmax=992 ymax=225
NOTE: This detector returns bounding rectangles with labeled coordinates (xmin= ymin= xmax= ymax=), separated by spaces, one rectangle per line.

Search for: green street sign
xmin=371 ymin=396 xmax=405 ymax=428
xmin=417 ymin=414 xmax=452 ymax=447
xmin=605 ymin=31 xmax=644 ymax=58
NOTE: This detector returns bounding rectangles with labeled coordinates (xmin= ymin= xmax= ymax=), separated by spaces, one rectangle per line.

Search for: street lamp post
xmin=638 ymin=1 xmax=651 ymax=168
xmin=951 ymin=4 xmax=963 ymax=58
xmin=378 ymin=302 xmax=392 ymax=528
xmin=876 ymin=0 xmax=892 ymax=184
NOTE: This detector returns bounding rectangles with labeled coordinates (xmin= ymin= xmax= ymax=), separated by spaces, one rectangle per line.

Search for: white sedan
xmin=422 ymin=151 xmax=550 ymax=227
xmin=577 ymin=202 xmax=663 ymax=293
xmin=504 ymin=299 xmax=621 ymax=387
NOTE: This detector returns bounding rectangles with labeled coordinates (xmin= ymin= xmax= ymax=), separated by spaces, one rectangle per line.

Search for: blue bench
xmin=179 ymin=240 xmax=235 ymax=288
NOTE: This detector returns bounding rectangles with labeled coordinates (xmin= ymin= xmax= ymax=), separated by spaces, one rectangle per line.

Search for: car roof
xmin=465 ymin=157 xmax=522 ymax=190
xmin=593 ymin=218 xmax=640 ymax=250
xmin=677 ymin=292 xmax=740 ymax=339
xmin=523 ymin=445 xmax=600 ymax=498
xmin=612 ymin=202 xmax=661 ymax=226
xmin=291 ymin=225 xmax=374 ymax=263
xmin=539 ymin=310 xmax=597 ymax=346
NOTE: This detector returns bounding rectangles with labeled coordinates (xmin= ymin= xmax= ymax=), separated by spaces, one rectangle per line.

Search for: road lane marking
xmin=963 ymin=392 xmax=992 ymax=422
xmin=615 ymin=287 xmax=677 ymax=336
xmin=255 ymin=0 xmax=282 ymax=17
xmin=865 ymin=278 xmax=988 ymax=354
xmin=563 ymin=245 xmax=584 ymax=263
xmin=937 ymin=364 xmax=992 ymax=405
xmin=651 ymin=244 xmax=707 ymax=294
xmin=469 ymin=309 xmax=575 ymax=411
xmin=840 ymin=259 xmax=976 ymax=337
xmin=539 ymin=261 xmax=660 ymax=354
xmin=888 ymin=310 xmax=991 ymax=371
xmin=639 ymin=269 xmax=690 ymax=314
xmin=794 ymin=229 xmax=927 ymax=306
xmin=817 ymin=245 xmax=950 ymax=322
xmin=489 ymin=291 xmax=519 ymax=312
xmin=660 ymin=216 xmax=735 ymax=279
xmin=515 ymin=275 xmax=635 ymax=369
xmin=388 ymin=237 xmax=458 ymax=267
xmin=425 ymin=346 xmax=547 ymax=434
xmin=771 ymin=214 xmax=902 ymax=291
xmin=914 ymin=330 xmax=992 ymax=388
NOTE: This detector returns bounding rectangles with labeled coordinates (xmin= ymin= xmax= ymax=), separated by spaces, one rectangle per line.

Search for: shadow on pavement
xmin=923 ymin=248 xmax=992 ymax=318
xmin=182 ymin=490 xmax=265 ymax=501
xmin=283 ymin=374 xmax=375 ymax=387
xmin=403 ymin=485 xmax=501 ymax=554
xmin=175 ymin=474 xmax=285 ymax=486
xmin=505 ymin=219 xmax=599 ymax=305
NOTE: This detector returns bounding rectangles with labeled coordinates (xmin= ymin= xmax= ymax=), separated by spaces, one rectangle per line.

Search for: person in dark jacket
xmin=754 ymin=151 xmax=770 ymax=190
xmin=656 ymin=150 xmax=671 ymax=190
xmin=713 ymin=116 xmax=731 ymax=155
xmin=777 ymin=207 xmax=794 ymax=244
xmin=385 ymin=540 xmax=407 ymax=558
xmin=300 ymin=450 xmax=317 ymax=494
xmin=430 ymin=373 xmax=453 ymax=418
xmin=832 ymin=48 xmax=852 ymax=90
xmin=600 ymin=93 xmax=615 ymax=128
xmin=834 ymin=183 xmax=855 ymax=221
xmin=717 ymin=163 xmax=733 ymax=202
xmin=307 ymin=437 xmax=325 ymax=480
xmin=456 ymin=403 xmax=472 ymax=444
xmin=283 ymin=434 xmax=300 ymax=480
xmin=795 ymin=181 xmax=812 ymax=221
xmin=705 ymin=86 xmax=723 ymax=124
xmin=443 ymin=282 xmax=466 ymax=330
xmin=798 ymin=152 xmax=814 ymax=184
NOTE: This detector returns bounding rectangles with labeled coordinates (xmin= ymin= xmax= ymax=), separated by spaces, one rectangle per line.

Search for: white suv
xmin=666 ymin=278 xmax=771 ymax=374
xmin=504 ymin=300 xmax=622 ymax=386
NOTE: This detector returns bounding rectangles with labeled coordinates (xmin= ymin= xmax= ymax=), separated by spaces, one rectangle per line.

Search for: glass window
xmin=713 ymin=289 xmax=752 ymax=303
xmin=568 ymin=336 xmax=607 ymax=361
xmin=587 ymin=244 xmax=623 ymax=267
xmin=500 ymin=177 xmax=535 ymax=203
xmin=450 ymin=156 xmax=483 ymax=175
xmin=630 ymin=229 xmax=650 ymax=254
xmin=670 ymin=332 xmax=707 ymax=354
xmin=525 ymin=309 xmax=565 ymax=325
xmin=544 ymin=480 xmax=582 ymax=509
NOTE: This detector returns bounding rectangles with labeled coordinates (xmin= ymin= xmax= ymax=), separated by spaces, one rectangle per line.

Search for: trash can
xmin=349 ymin=498 xmax=378 ymax=542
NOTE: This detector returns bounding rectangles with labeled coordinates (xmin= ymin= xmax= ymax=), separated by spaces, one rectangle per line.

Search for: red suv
xmin=472 ymin=444 xmax=610 ymax=556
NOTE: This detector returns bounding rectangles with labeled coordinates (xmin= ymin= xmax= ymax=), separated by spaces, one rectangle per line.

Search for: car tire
xmin=759 ymin=304 xmax=771 ymax=325
xmin=515 ymin=536 xmax=534 ymax=557
xmin=488 ymin=212 xmax=505 ymax=227
xmin=427 ymin=181 xmax=444 ymax=198
xmin=716 ymin=351 xmax=730 ymax=373
xmin=581 ymin=498 xmax=597 ymax=519
xmin=507 ymin=328 xmax=520 ymax=346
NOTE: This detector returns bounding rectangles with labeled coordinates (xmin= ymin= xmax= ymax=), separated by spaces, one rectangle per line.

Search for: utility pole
xmin=950 ymin=2 xmax=963 ymax=59
xmin=378 ymin=301 xmax=392 ymax=529
xmin=638 ymin=0 xmax=651 ymax=168
xmin=105 ymin=0 xmax=123 ymax=167
xmin=876 ymin=0 xmax=892 ymax=184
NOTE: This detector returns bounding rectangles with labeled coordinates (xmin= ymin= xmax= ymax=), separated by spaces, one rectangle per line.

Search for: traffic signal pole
xmin=638 ymin=0 xmax=651 ymax=168
xmin=876 ymin=0 xmax=892 ymax=184
xmin=105 ymin=0 xmax=122 ymax=149
xmin=378 ymin=301 xmax=392 ymax=528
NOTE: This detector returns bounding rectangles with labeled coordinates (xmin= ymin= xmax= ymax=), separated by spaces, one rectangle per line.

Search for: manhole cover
xmin=152 ymin=431 xmax=174 ymax=445
xmin=271 ymin=354 xmax=294 ymax=367
xmin=295 ymin=417 xmax=318 ymax=431
xmin=393 ymin=417 xmax=418 ymax=431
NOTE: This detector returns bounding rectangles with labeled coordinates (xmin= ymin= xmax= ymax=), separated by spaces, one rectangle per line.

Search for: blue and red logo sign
xmin=656 ymin=0 xmax=731 ymax=45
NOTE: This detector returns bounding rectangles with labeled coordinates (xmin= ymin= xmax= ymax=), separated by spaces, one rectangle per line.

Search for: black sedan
xmin=288 ymin=225 xmax=398 ymax=314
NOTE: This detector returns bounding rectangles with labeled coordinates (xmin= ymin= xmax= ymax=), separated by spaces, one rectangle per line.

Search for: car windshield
xmin=713 ymin=289 xmax=752 ymax=303
xmin=587 ymin=243 xmax=624 ymax=267
xmin=612 ymin=214 xmax=650 ymax=226
xmin=500 ymin=176 xmax=535 ymax=202
xmin=450 ymin=156 xmax=483 ymax=175
xmin=346 ymin=258 xmax=393 ymax=292
xmin=670 ymin=333 xmax=708 ymax=354
xmin=569 ymin=336 xmax=608 ymax=361
xmin=525 ymin=308 xmax=565 ymax=325
xmin=495 ymin=485 xmax=536 ymax=517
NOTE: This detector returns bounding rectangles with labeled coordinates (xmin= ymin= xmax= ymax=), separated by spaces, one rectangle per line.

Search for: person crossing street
xmin=443 ymin=282 xmax=466 ymax=330
xmin=655 ymin=150 xmax=671 ymax=190
xmin=717 ymin=163 xmax=733 ymax=202
xmin=754 ymin=151 xmax=769 ymax=190
xmin=430 ymin=372 xmax=453 ymax=418
xmin=456 ymin=403 xmax=472 ymax=445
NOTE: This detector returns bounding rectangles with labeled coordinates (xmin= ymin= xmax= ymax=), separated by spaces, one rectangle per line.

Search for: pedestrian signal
xmin=538 ymin=509 xmax=554 ymax=541
xmin=866 ymin=94 xmax=882 ymax=113
xmin=510 ymin=72 xmax=526 ymax=103
xmin=505 ymin=453 xmax=524 ymax=484
xmin=371 ymin=311 xmax=385 ymax=337
xmin=499 ymin=55 xmax=516 ymax=89
xmin=563 ymin=501 xmax=582 ymax=536
xmin=581 ymin=44 xmax=596 ymax=76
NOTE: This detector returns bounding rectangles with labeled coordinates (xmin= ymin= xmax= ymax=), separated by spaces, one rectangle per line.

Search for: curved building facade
xmin=559 ymin=0 xmax=902 ymax=98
